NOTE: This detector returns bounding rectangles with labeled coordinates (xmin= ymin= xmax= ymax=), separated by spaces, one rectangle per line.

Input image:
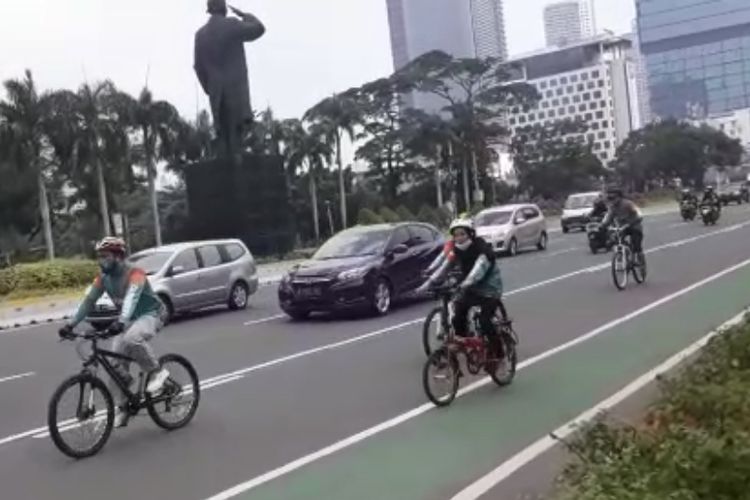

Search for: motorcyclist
xmin=589 ymin=193 xmax=608 ymax=222
xmin=599 ymin=186 xmax=644 ymax=254
xmin=700 ymin=185 xmax=721 ymax=211
xmin=680 ymin=188 xmax=698 ymax=206
xmin=417 ymin=218 xmax=506 ymax=358
xmin=58 ymin=237 xmax=168 ymax=427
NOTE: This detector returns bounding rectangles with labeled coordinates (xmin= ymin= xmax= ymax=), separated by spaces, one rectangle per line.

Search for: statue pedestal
xmin=185 ymin=154 xmax=294 ymax=256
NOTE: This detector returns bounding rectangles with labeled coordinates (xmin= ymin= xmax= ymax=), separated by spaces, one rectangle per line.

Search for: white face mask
xmin=454 ymin=239 xmax=472 ymax=251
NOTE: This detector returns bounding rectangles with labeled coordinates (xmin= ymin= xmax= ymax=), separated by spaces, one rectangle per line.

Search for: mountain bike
xmin=48 ymin=328 xmax=200 ymax=458
xmin=610 ymin=222 xmax=647 ymax=291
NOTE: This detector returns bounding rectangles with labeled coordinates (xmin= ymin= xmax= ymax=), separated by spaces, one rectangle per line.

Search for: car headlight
xmin=338 ymin=267 xmax=369 ymax=281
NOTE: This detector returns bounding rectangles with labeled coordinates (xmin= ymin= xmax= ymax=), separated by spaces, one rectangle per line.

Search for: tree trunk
xmin=36 ymin=169 xmax=55 ymax=260
xmin=95 ymin=155 xmax=112 ymax=236
xmin=471 ymin=149 xmax=483 ymax=204
xmin=309 ymin=164 xmax=320 ymax=242
xmin=335 ymin=132 xmax=347 ymax=228
xmin=462 ymin=152 xmax=471 ymax=212
xmin=147 ymin=158 xmax=162 ymax=246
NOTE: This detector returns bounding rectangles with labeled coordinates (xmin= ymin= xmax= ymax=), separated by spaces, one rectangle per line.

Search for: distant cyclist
xmin=418 ymin=218 xmax=507 ymax=361
xmin=600 ymin=186 xmax=644 ymax=255
xmin=58 ymin=237 xmax=169 ymax=427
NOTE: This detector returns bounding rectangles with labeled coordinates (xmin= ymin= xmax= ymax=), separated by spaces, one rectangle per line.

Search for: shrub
xmin=395 ymin=205 xmax=416 ymax=221
xmin=0 ymin=259 xmax=98 ymax=296
xmin=357 ymin=208 xmax=384 ymax=225
xmin=379 ymin=207 xmax=401 ymax=223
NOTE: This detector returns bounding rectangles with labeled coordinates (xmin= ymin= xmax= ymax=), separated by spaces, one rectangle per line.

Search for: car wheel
xmin=370 ymin=279 xmax=392 ymax=316
xmin=536 ymin=232 xmax=548 ymax=251
xmin=507 ymin=238 xmax=518 ymax=257
xmin=562 ymin=225 xmax=569 ymax=234
xmin=228 ymin=282 xmax=249 ymax=310
xmin=158 ymin=294 xmax=173 ymax=325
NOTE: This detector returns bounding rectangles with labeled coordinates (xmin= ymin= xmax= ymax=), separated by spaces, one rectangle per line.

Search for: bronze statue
xmin=194 ymin=0 xmax=265 ymax=158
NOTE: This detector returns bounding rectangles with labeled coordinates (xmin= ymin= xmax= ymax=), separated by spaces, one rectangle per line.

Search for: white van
xmin=561 ymin=192 xmax=600 ymax=233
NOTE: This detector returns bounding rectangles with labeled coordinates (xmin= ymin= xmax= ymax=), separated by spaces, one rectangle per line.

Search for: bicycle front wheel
xmin=422 ymin=307 xmax=447 ymax=356
xmin=47 ymin=374 xmax=114 ymax=459
xmin=611 ymin=249 xmax=628 ymax=291
xmin=146 ymin=354 xmax=200 ymax=430
xmin=422 ymin=348 xmax=460 ymax=407
xmin=489 ymin=329 xmax=518 ymax=387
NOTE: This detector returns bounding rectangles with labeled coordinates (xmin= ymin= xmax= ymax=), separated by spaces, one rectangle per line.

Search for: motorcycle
xmin=680 ymin=200 xmax=697 ymax=221
xmin=586 ymin=220 xmax=614 ymax=254
xmin=700 ymin=203 xmax=719 ymax=226
xmin=741 ymin=185 xmax=750 ymax=203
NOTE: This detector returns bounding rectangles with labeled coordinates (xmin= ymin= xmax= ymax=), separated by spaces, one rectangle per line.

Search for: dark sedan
xmin=278 ymin=222 xmax=444 ymax=319
xmin=719 ymin=183 xmax=749 ymax=205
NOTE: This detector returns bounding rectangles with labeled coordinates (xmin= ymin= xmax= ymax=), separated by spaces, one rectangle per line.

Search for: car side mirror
xmin=169 ymin=265 xmax=185 ymax=277
xmin=392 ymin=244 xmax=409 ymax=255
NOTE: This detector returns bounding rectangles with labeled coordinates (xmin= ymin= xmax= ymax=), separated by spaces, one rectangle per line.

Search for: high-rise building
xmin=471 ymin=0 xmax=508 ymax=60
xmin=506 ymin=35 xmax=641 ymax=164
xmin=637 ymin=0 xmax=750 ymax=119
xmin=543 ymin=0 xmax=596 ymax=48
xmin=386 ymin=0 xmax=508 ymax=112
xmin=631 ymin=19 xmax=652 ymax=126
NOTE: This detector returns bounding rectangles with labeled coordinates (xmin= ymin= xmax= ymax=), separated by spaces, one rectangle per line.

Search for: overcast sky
xmin=1 ymin=0 xmax=635 ymax=122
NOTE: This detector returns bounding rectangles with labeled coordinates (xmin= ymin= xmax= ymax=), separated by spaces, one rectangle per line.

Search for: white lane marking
xmin=243 ymin=314 xmax=285 ymax=326
xmin=450 ymin=308 xmax=749 ymax=500
xmin=2 ymin=221 xmax=750 ymax=451
xmin=204 ymin=256 xmax=750 ymax=500
xmin=0 ymin=372 xmax=35 ymax=384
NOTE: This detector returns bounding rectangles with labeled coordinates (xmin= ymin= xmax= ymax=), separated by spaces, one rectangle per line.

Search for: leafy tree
xmin=395 ymin=205 xmax=415 ymax=221
xmin=357 ymin=208 xmax=383 ymax=225
xmin=379 ymin=207 xmax=400 ymax=223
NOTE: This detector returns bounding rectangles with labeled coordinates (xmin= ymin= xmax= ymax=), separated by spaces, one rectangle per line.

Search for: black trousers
xmin=452 ymin=290 xmax=507 ymax=338
xmin=624 ymin=226 xmax=644 ymax=254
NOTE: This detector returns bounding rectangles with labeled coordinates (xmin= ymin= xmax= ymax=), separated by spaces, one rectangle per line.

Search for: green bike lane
xmin=224 ymin=262 xmax=750 ymax=500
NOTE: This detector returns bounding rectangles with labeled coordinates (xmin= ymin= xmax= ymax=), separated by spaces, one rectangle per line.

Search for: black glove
xmin=106 ymin=321 xmax=125 ymax=337
xmin=58 ymin=324 xmax=75 ymax=340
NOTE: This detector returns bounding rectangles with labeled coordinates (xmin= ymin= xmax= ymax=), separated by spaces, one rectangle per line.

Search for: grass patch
xmin=553 ymin=313 xmax=750 ymax=500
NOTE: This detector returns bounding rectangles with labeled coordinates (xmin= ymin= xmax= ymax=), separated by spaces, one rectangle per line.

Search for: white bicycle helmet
xmin=449 ymin=217 xmax=475 ymax=237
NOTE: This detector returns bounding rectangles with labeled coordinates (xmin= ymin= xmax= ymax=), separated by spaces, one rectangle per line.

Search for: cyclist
xmin=418 ymin=217 xmax=506 ymax=359
xmin=58 ymin=237 xmax=168 ymax=427
xmin=599 ymin=186 xmax=644 ymax=254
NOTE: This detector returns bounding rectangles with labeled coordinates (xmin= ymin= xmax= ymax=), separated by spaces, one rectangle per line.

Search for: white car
xmin=474 ymin=204 xmax=548 ymax=256
xmin=561 ymin=192 xmax=600 ymax=233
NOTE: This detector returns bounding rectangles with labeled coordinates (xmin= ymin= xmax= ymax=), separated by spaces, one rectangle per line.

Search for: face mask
xmin=98 ymin=256 xmax=119 ymax=274
xmin=454 ymin=239 xmax=472 ymax=251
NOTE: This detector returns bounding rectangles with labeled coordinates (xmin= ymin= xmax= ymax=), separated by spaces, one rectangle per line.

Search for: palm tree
xmin=0 ymin=70 xmax=55 ymax=259
xmin=286 ymin=121 xmax=332 ymax=242
xmin=304 ymin=93 xmax=359 ymax=229
xmin=131 ymin=88 xmax=180 ymax=246
xmin=73 ymin=80 xmax=130 ymax=236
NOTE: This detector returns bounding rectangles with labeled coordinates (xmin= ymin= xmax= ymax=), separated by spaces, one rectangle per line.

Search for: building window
xmin=539 ymin=81 xmax=548 ymax=89
xmin=573 ymin=95 xmax=581 ymax=103
xmin=519 ymin=116 xmax=526 ymax=124
xmin=560 ymin=76 xmax=568 ymax=84
xmin=600 ymin=100 xmax=607 ymax=108
xmin=581 ymin=73 xmax=589 ymax=81
xmin=598 ymin=131 xmax=606 ymax=139
xmin=542 ymin=101 xmax=549 ymax=109
xmin=552 ymin=98 xmax=560 ymax=106
xmin=558 ymin=107 xmax=565 ymax=116
xmin=604 ymin=141 xmax=611 ymax=149
xmin=592 ymin=70 xmax=600 ymax=78
xmin=529 ymin=113 xmax=535 ymax=121
xmin=556 ymin=88 xmax=563 ymax=96
xmin=546 ymin=90 xmax=553 ymax=98
xmin=603 ymin=121 xmax=610 ymax=129
xmin=583 ymin=92 xmax=591 ymax=101
xmin=568 ymin=105 xmax=576 ymax=114
xmin=598 ymin=80 xmax=605 ymax=88
xmin=509 ymin=118 xmax=516 ymax=126
xmin=549 ymin=109 xmax=556 ymax=118
xmin=567 ymin=85 xmax=574 ymax=93
xmin=585 ymin=113 xmax=593 ymax=121
xmin=562 ymin=97 xmax=570 ymax=105
xmin=589 ymin=102 xmax=597 ymax=110
xmin=587 ymin=133 xmax=595 ymax=142
xmin=593 ymin=142 xmax=601 ymax=150
xmin=587 ymin=81 xmax=596 ymax=89
xmin=571 ymin=74 xmax=578 ymax=82
xmin=596 ymin=111 xmax=604 ymax=119
xmin=579 ymin=104 xmax=587 ymax=112
xmin=550 ymin=78 xmax=558 ymax=86
xmin=577 ymin=83 xmax=585 ymax=92
xmin=593 ymin=90 xmax=602 ymax=99
xmin=592 ymin=122 xmax=600 ymax=130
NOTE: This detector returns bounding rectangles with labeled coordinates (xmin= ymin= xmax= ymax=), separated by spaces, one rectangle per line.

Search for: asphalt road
xmin=2 ymin=205 xmax=750 ymax=500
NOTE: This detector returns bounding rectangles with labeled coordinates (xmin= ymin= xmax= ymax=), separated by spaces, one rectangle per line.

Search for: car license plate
xmin=296 ymin=286 xmax=321 ymax=298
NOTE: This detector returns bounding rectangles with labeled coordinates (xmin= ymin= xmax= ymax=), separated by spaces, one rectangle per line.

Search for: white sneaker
xmin=113 ymin=407 xmax=128 ymax=428
xmin=146 ymin=368 xmax=170 ymax=394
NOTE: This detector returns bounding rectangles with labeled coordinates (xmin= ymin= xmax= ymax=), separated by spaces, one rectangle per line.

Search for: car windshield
xmin=313 ymin=229 xmax=391 ymax=259
xmin=565 ymin=195 xmax=597 ymax=209
xmin=128 ymin=251 xmax=172 ymax=275
xmin=475 ymin=211 xmax=513 ymax=227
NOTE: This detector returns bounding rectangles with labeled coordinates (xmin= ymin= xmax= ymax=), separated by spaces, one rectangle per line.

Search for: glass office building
xmin=637 ymin=0 xmax=750 ymax=119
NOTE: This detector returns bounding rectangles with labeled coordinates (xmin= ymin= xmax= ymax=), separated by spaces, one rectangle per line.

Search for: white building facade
xmin=690 ymin=108 xmax=750 ymax=150
xmin=506 ymin=35 xmax=641 ymax=165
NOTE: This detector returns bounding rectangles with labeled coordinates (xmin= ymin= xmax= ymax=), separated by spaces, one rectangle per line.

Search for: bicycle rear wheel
xmin=611 ymin=248 xmax=628 ymax=291
xmin=632 ymin=252 xmax=647 ymax=284
xmin=489 ymin=328 xmax=518 ymax=387
xmin=422 ymin=307 xmax=446 ymax=356
xmin=146 ymin=354 xmax=200 ymax=430
xmin=47 ymin=374 xmax=114 ymax=459
xmin=422 ymin=348 xmax=459 ymax=407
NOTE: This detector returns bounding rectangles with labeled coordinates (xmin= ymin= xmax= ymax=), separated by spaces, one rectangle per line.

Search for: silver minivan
xmin=474 ymin=204 xmax=548 ymax=256
xmin=91 ymin=239 xmax=258 ymax=325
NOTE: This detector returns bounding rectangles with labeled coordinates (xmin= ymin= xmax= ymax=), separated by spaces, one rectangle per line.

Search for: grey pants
xmin=109 ymin=315 xmax=162 ymax=403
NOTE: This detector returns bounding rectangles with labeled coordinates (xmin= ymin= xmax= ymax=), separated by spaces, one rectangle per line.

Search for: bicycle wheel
xmin=422 ymin=348 xmax=459 ymax=407
xmin=422 ymin=307 xmax=446 ymax=356
xmin=489 ymin=329 xmax=518 ymax=387
xmin=146 ymin=354 xmax=200 ymax=430
xmin=611 ymin=248 xmax=628 ymax=291
xmin=632 ymin=252 xmax=647 ymax=284
xmin=47 ymin=374 xmax=114 ymax=459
